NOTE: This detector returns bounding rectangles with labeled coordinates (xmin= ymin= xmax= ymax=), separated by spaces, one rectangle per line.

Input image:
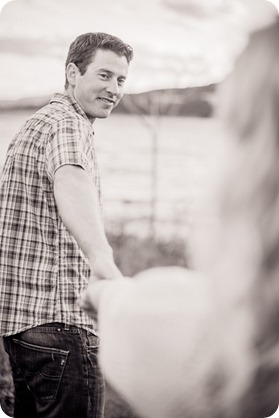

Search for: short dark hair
xmin=64 ymin=32 xmax=134 ymax=88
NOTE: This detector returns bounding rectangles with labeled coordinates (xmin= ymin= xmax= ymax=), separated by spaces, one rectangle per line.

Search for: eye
xmin=99 ymin=73 xmax=109 ymax=80
xmin=118 ymin=78 xmax=125 ymax=86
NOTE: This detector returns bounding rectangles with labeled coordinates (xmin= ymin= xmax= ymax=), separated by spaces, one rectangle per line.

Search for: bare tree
xmin=121 ymin=89 xmax=180 ymax=238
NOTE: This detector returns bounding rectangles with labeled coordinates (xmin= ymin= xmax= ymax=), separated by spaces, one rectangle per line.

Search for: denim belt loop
xmin=64 ymin=324 xmax=70 ymax=331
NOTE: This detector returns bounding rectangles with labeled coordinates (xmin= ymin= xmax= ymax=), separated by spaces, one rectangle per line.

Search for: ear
xmin=66 ymin=63 xmax=80 ymax=86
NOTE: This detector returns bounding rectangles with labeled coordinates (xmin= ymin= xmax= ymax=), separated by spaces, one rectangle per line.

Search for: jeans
xmin=3 ymin=323 xmax=105 ymax=418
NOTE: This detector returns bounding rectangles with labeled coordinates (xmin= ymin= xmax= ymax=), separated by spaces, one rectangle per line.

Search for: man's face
xmin=68 ymin=49 xmax=129 ymax=121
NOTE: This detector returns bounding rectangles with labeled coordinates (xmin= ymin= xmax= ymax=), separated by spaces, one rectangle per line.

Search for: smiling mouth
xmin=98 ymin=97 xmax=115 ymax=105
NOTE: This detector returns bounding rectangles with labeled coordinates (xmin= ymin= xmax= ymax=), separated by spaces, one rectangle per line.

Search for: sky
xmin=0 ymin=0 xmax=278 ymax=100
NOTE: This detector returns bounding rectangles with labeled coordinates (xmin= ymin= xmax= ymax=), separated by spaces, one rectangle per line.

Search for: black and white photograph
xmin=0 ymin=1 xmax=279 ymax=417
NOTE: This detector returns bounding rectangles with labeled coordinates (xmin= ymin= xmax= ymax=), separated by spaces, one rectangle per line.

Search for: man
xmin=0 ymin=32 xmax=133 ymax=418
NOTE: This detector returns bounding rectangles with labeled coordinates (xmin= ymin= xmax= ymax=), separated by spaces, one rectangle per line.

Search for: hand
xmin=89 ymin=252 xmax=123 ymax=281
xmin=81 ymin=253 xmax=123 ymax=319
xmin=80 ymin=279 xmax=110 ymax=318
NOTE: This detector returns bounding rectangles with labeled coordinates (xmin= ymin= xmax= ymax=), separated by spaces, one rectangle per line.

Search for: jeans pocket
xmin=84 ymin=332 xmax=105 ymax=397
xmin=84 ymin=332 xmax=102 ymax=370
xmin=12 ymin=338 xmax=69 ymax=402
xmin=85 ymin=332 xmax=100 ymax=352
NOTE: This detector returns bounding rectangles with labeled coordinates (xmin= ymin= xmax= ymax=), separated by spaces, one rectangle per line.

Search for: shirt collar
xmin=49 ymin=92 xmax=94 ymax=125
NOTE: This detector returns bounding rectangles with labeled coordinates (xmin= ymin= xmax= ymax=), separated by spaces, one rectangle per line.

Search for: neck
xmin=65 ymin=88 xmax=95 ymax=124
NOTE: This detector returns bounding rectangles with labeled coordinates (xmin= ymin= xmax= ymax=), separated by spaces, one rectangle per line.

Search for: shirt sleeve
xmin=45 ymin=116 xmax=92 ymax=181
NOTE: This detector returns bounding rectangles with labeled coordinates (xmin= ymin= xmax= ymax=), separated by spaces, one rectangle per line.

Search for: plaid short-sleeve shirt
xmin=0 ymin=93 xmax=101 ymax=336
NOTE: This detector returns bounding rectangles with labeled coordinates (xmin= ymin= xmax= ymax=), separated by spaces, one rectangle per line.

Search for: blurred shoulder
xmin=134 ymin=266 xmax=205 ymax=285
xmin=131 ymin=266 xmax=208 ymax=305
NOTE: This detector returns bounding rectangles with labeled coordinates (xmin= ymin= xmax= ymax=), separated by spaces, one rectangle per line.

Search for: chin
xmin=97 ymin=110 xmax=113 ymax=119
xmin=86 ymin=110 xmax=112 ymax=120
xmin=96 ymin=113 xmax=111 ymax=119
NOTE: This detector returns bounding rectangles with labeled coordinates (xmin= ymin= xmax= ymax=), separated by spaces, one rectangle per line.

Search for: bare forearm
xmin=54 ymin=165 xmax=121 ymax=278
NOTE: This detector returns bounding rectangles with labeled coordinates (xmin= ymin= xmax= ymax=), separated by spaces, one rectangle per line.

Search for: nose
xmin=106 ymin=78 xmax=120 ymax=96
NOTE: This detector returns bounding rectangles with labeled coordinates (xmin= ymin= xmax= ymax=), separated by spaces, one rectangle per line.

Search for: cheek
xmin=117 ymin=91 xmax=124 ymax=101
xmin=82 ymin=87 xmax=96 ymax=103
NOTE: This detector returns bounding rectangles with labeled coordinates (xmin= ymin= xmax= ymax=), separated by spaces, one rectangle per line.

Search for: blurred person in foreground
xmin=0 ymin=32 xmax=133 ymax=418
xmin=81 ymin=21 xmax=279 ymax=418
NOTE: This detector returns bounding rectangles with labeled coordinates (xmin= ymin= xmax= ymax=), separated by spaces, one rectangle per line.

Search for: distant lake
xmin=0 ymin=110 xmax=227 ymax=237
